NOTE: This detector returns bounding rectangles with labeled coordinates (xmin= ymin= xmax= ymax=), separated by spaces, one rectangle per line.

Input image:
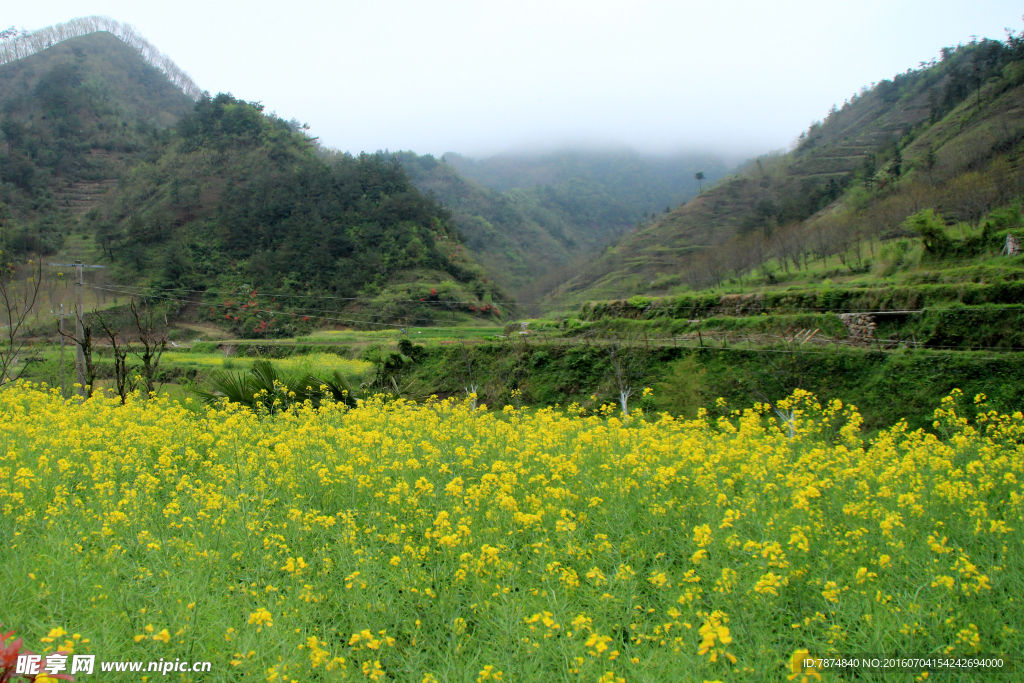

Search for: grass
xmin=160 ymin=351 xmax=372 ymax=378
xmin=18 ymin=349 xmax=375 ymax=407
xmin=298 ymin=326 xmax=505 ymax=343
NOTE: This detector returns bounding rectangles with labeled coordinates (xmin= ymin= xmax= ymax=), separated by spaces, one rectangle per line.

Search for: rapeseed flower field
xmin=0 ymin=385 xmax=1020 ymax=681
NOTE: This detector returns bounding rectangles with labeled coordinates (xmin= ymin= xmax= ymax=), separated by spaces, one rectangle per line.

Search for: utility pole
xmin=48 ymin=260 xmax=105 ymax=396
xmin=51 ymin=303 xmax=72 ymax=396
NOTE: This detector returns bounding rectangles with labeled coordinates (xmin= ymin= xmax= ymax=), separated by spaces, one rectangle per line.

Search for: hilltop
xmin=0 ymin=30 xmax=195 ymax=255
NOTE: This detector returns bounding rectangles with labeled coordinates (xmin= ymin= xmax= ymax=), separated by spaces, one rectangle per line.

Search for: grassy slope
xmin=570 ymin=151 xmax=1024 ymax=355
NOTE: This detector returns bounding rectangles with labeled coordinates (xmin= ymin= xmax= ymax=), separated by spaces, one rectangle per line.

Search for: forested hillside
xmin=553 ymin=31 xmax=1024 ymax=306
xmin=397 ymin=152 xmax=590 ymax=299
xmin=0 ymin=30 xmax=195 ymax=256
xmin=0 ymin=26 xmax=506 ymax=336
xmin=87 ymin=94 xmax=502 ymax=316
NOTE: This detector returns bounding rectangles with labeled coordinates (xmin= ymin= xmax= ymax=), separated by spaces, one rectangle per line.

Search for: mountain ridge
xmin=0 ymin=33 xmax=507 ymax=335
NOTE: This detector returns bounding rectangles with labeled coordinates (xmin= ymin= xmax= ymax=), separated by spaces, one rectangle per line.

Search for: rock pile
xmin=838 ymin=313 xmax=877 ymax=343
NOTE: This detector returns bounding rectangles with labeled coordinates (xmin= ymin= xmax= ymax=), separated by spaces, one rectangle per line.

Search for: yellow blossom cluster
xmin=1 ymin=385 xmax=1021 ymax=681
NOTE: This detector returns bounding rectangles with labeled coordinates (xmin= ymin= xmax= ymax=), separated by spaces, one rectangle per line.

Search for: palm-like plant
xmin=193 ymin=360 xmax=357 ymax=413
xmin=315 ymin=369 xmax=358 ymax=408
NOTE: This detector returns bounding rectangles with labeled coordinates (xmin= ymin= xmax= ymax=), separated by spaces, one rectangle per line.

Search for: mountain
xmin=397 ymin=149 xmax=728 ymax=302
xmin=552 ymin=32 xmax=1024 ymax=307
xmin=87 ymin=94 xmax=497 ymax=297
xmin=396 ymin=152 xmax=588 ymax=300
xmin=0 ymin=24 xmax=505 ymax=335
xmin=0 ymin=29 xmax=195 ymax=255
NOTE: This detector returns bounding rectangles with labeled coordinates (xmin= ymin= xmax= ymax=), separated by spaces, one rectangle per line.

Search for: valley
xmin=1 ymin=13 xmax=1023 ymax=683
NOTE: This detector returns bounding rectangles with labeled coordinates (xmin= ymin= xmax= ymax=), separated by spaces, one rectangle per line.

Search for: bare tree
xmin=607 ymin=334 xmax=646 ymax=416
xmin=58 ymin=312 xmax=97 ymax=397
xmin=0 ymin=256 xmax=42 ymax=386
xmin=97 ymin=314 xmax=133 ymax=404
xmin=129 ymin=300 xmax=167 ymax=396
xmin=773 ymin=224 xmax=807 ymax=273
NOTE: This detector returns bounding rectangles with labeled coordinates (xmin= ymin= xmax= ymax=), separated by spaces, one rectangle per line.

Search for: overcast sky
xmin=6 ymin=1 xmax=1023 ymax=160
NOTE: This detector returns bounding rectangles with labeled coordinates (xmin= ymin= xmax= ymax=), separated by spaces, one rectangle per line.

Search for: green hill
xmin=552 ymin=32 xmax=1024 ymax=309
xmin=0 ymin=27 xmax=506 ymax=336
xmin=0 ymin=30 xmax=195 ymax=256
xmin=86 ymin=94 xmax=503 ymax=327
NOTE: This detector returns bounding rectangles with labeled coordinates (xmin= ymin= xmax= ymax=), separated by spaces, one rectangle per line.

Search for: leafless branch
xmin=0 ymin=256 xmax=42 ymax=386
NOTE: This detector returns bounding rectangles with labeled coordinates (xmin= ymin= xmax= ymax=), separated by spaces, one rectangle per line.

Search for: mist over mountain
xmin=395 ymin=149 xmax=729 ymax=300
xmin=444 ymin=149 xmax=727 ymax=207
xmin=3 ymin=15 xmax=1023 ymax=336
